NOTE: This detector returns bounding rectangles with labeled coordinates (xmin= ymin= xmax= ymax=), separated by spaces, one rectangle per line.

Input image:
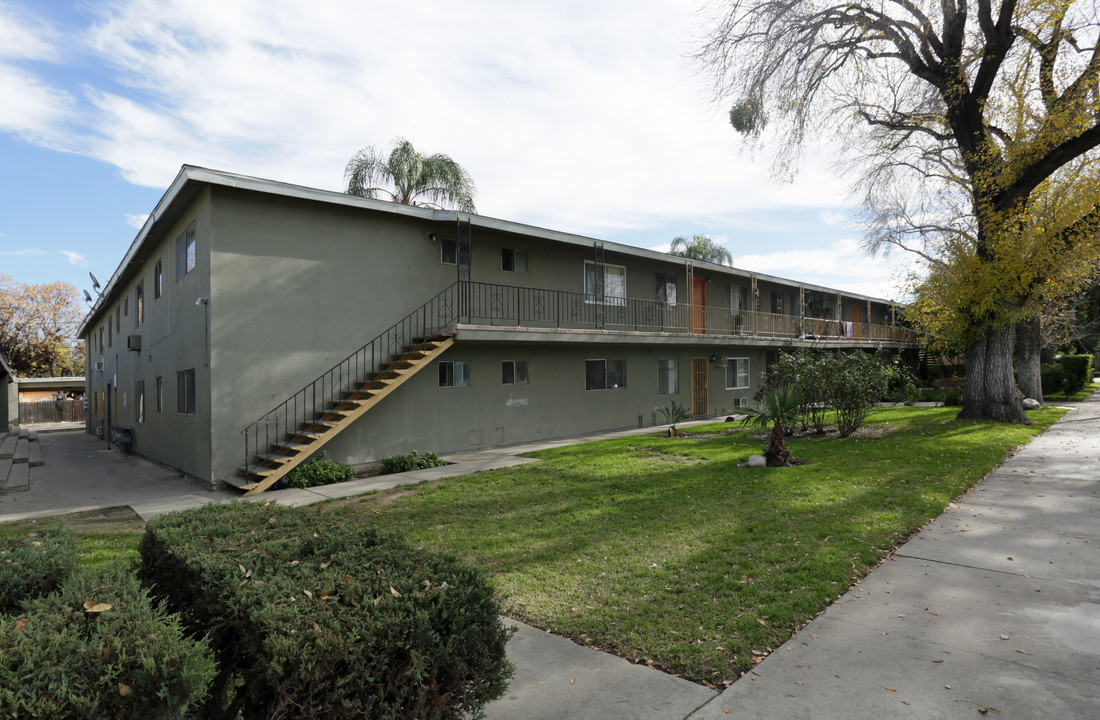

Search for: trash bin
xmin=110 ymin=425 xmax=134 ymax=455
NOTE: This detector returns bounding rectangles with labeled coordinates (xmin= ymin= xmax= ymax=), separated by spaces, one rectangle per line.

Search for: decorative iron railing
xmin=458 ymin=281 xmax=919 ymax=343
xmin=241 ymin=282 xmax=459 ymax=479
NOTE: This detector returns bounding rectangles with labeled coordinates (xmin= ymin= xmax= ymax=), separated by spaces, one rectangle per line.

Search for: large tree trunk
xmin=1015 ymin=316 xmax=1043 ymax=402
xmin=958 ymin=324 xmax=1031 ymax=424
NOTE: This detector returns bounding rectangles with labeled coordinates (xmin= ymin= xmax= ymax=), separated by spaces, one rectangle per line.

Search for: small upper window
xmin=177 ymin=227 xmax=196 ymax=280
xmin=501 ymin=360 xmax=529 ymax=385
xmin=441 ymin=238 xmax=471 ymax=266
xmin=177 ymin=368 xmax=196 ymax=415
xmin=135 ymin=282 xmax=144 ymax=326
xmin=154 ymin=260 xmax=163 ymax=298
xmin=502 ymin=248 xmax=528 ymax=273
xmin=123 ymin=297 xmax=129 ymax=317
xmin=438 ymin=360 xmax=471 ymax=388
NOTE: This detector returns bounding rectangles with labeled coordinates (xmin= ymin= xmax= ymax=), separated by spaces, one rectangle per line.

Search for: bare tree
xmin=700 ymin=1 xmax=1100 ymax=423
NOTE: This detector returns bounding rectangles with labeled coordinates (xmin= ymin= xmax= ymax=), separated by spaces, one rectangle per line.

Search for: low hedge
xmin=140 ymin=502 xmax=513 ymax=720
xmin=287 ymin=452 xmax=355 ymax=489
xmin=1059 ymin=354 xmax=1093 ymax=396
xmin=0 ymin=526 xmax=79 ymax=614
xmin=0 ymin=566 xmax=215 ymax=719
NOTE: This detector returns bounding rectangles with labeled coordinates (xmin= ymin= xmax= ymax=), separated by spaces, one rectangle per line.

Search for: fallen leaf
xmin=14 ymin=618 xmax=29 ymax=632
xmin=795 ymin=681 xmax=804 ymax=685
xmin=83 ymin=602 xmax=113 ymax=613
xmin=885 ymin=687 xmax=896 ymax=692
xmin=201 ymin=536 xmax=214 ymax=542
xmin=118 ymin=683 xmax=132 ymax=697
xmin=932 ymin=659 xmax=944 ymax=663
xmin=809 ymin=633 xmax=818 ymax=638
xmin=902 ymin=701 xmax=910 ymax=705
xmin=303 ymin=590 xmax=313 ymax=599
xmin=1016 ymin=649 xmax=1030 ymax=655
xmin=390 ymin=586 xmax=401 ymax=597
xmin=897 ymin=613 xmax=906 ymax=618
xmin=570 ymin=678 xmax=575 ymax=685
xmin=239 ymin=564 xmax=247 ymax=574
xmin=723 ymin=708 xmax=732 ymax=714
xmin=945 ymin=685 xmax=951 ymax=689
xmin=999 ymin=634 xmax=1011 ymax=640
xmin=321 ymin=555 xmax=335 ymax=569
xmin=978 ymin=708 xmax=1000 ymax=715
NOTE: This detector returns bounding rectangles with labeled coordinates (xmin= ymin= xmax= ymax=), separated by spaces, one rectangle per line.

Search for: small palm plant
xmin=736 ymin=384 xmax=802 ymax=466
xmin=656 ymin=401 xmax=692 ymax=437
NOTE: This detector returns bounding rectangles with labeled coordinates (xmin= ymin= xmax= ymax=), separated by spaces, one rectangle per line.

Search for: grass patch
xmin=0 ymin=506 xmax=144 ymax=571
xmin=334 ymin=406 xmax=1064 ymax=687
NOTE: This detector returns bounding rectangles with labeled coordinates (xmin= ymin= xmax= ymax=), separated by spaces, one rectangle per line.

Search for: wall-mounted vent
xmin=127 ymin=334 xmax=142 ymax=351
xmin=94 ymin=360 xmax=104 ymax=371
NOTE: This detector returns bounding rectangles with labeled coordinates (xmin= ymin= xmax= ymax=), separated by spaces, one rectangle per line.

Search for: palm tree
xmin=669 ymin=234 xmax=733 ymax=266
xmin=736 ymin=384 xmax=801 ymax=467
xmin=344 ymin=137 xmax=477 ymax=212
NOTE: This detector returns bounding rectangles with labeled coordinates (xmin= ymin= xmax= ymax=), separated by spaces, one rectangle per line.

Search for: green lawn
xmin=335 ymin=406 xmax=1064 ymax=687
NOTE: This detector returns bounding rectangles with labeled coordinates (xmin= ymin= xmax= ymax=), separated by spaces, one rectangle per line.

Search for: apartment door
xmin=691 ymin=277 xmax=706 ymax=334
xmin=852 ymin=304 xmax=862 ymax=339
xmin=691 ymin=357 xmax=708 ymax=416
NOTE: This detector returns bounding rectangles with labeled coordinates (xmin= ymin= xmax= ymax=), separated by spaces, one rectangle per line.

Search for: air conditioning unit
xmin=127 ymin=334 xmax=142 ymax=351
xmin=94 ymin=360 xmax=104 ymax=371
xmin=733 ymin=397 xmax=748 ymax=408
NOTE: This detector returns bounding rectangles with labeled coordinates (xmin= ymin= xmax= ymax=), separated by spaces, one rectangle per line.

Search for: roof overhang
xmin=78 ymin=165 xmax=904 ymax=336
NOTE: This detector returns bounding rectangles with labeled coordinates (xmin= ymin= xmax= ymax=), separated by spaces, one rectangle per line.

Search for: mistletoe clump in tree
xmin=700 ymin=1 xmax=1100 ymax=424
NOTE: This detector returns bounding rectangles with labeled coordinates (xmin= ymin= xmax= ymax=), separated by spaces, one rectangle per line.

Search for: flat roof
xmin=80 ymin=165 xmax=903 ymax=336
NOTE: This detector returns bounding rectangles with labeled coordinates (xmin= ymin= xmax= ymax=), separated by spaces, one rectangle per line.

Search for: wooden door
xmin=691 ymin=357 xmax=708 ymax=416
xmin=852 ymin=304 xmax=862 ymax=339
xmin=691 ymin=277 xmax=706 ymax=334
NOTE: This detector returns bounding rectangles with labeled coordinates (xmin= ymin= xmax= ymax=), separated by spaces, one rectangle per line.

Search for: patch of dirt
xmin=1 ymin=505 xmax=144 ymax=535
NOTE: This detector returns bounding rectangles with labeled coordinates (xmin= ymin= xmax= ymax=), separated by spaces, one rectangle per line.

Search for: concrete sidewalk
xmin=686 ymin=395 xmax=1100 ymax=720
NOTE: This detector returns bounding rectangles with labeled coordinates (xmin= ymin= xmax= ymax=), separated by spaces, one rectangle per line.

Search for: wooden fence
xmin=17 ymin=399 xmax=85 ymax=424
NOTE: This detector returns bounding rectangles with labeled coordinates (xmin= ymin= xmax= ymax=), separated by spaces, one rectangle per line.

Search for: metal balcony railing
xmin=458 ymin=281 xmax=919 ymax=343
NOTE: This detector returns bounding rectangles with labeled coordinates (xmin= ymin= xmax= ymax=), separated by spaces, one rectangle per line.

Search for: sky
xmin=0 ymin=0 xmax=917 ymax=308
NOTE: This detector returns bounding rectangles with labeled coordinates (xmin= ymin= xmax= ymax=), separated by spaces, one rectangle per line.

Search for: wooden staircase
xmin=228 ymin=336 xmax=454 ymax=495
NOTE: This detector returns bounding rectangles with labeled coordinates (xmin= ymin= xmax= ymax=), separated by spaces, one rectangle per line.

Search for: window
xmin=123 ymin=297 xmax=129 ymax=317
xmin=135 ymin=282 xmax=144 ymax=326
xmin=438 ymin=360 xmax=470 ymax=388
xmin=98 ymin=327 xmax=104 ymax=353
xmin=584 ymin=261 xmax=626 ymax=305
xmin=115 ymin=306 xmax=121 ymax=332
xmin=770 ymin=291 xmax=783 ymax=315
xmin=656 ymin=274 xmax=677 ymax=306
xmin=726 ymin=358 xmax=750 ymax=390
xmin=501 ymin=248 xmax=528 ymax=273
xmin=155 ymin=376 xmax=163 ymax=413
xmin=177 ymin=227 xmax=196 ymax=280
xmin=441 ymin=238 xmax=471 ymax=265
xmin=135 ymin=381 xmax=145 ymax=423
xmin=585 ymin=359 xmax=625 ymax=390
xmin=108 ymin=319 xmax=113 ymax=348
xmin=154 ymin=260 xmax=163 ymax=298
xmin=501 ymin=360 xmax=528 ymax=385
xmin=176 ymin=369 xmax=196 ymax=414
xmin=657 ymin=358 xmax=678 ymax=395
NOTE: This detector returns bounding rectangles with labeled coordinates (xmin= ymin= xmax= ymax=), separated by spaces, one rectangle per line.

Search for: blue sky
xmin=0 ymin=0 xmax=915 ymax=306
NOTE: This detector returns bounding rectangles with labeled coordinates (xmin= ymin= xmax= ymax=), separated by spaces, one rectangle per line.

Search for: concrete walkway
xmin=3 ymin=398 xmax=1098 ymax=719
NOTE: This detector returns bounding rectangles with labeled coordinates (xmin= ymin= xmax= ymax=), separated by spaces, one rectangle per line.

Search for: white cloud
xmin=0 ymin=248 xmax=49 ymax=257
xmin=736 ymin=237 xmax=917 ymax=301
xmin=819 ymin=211 xmax=848 ymax=227
xmin=0 ymin=4 xmax=58 ymax=60
xmin=124 ymin=213 xmax=149 ymax=229
xmin=59 ymin=250 xmax=88 ymax=266
xmin=5 ymin=0 xmax=855 ymax=230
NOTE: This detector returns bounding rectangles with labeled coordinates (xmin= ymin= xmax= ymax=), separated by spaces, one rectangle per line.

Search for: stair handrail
xmin=241 ymin=282 xmax=459 ymax=479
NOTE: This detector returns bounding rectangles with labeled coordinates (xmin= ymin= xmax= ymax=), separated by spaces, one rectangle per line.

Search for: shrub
xmin=140 ymin=502 xmax=513 ymax=720
xmin=381 ymin=450 xmax=448 ymax=474
xmin=656 ymin=401 xmax=692 ymax=435
xmin=287 ymin=452 xmax=355 ymax=489
xmin=830 ymin=351 xmax=889 ymax=437
xmin=1058 ymin=354 xmax=1093 ymax=397
xmin=0 ymin=526 xmax=78 ymax=614
xmin=1040 ymin=363 xmax=1064 ymax=399
xmin=0 ymin=565 xmax=215 ymax=720
xmin=942 ymin=386 xmax=964 ymax=406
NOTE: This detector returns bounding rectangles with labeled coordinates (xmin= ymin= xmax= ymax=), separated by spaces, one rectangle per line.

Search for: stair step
xmin=17 ymin=427 xmax=29 ymax=440
xmin=223 ymin=475 xmax=259 ymax=490
xmin=28 ymin=442 xmax=44 ymax=467
xmin=3 ymin=460 xmax=29 ymax=493
xmin=0 ymin=434 xmax=15 ymax=460
xmin=12 ymin=438 xmax=29 ymax=464
xmin=271 ymin=442 xmax=312 ymax=455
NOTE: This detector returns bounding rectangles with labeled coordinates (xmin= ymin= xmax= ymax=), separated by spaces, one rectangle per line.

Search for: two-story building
xmin=78 ymin=166 xmax=917 ymax=493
